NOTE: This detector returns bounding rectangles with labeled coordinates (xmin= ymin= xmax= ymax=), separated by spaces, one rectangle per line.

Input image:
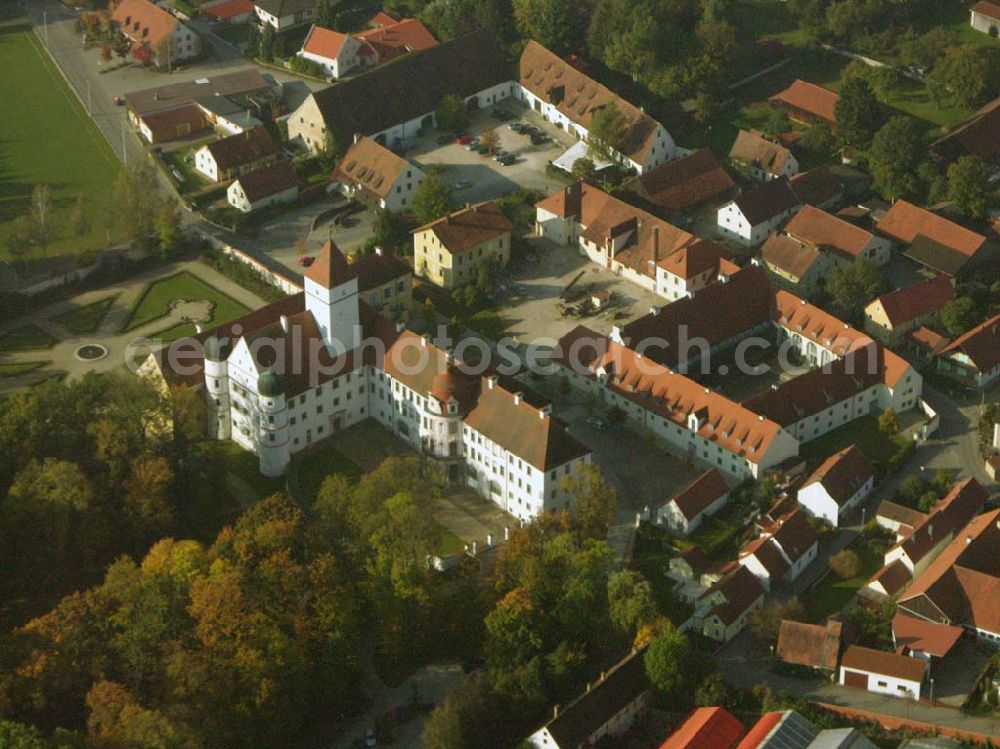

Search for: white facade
xmin=337 ymin=162 xmax=423 ymax=213
xmin=840 ymin=665 xmax=923 ymax=699
xmin=717 ymin=199 xmax=799 ymax=246
xmin=798 ymin=473 xmax=873 ymax=527
xmin=194 ymin=145 xmax=223 ymax=182
xmin=227 ymin=179 xmax=298 ymax=213
xmin=971 ymin=7 xmax=1000 ymax=35
xmin=254 ymin=2 xmax=313 ymax=30
xmin=515 ymin=86 xmax=675 ymax=174
xmin=298 ymin=33 xmax=363 ymax=78
xmin=655 ymin=263 xmax=721 ymax=302
xmin=658 ymin=492 xmax=729 ymax=536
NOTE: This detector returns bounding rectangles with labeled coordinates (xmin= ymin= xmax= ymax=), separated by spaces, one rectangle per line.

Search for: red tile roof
xmin=867 ymin=275 xmax=955 ymax=328
xmin=463 ymin=379 xmax=589 ymax=470
xmin=659 ymin=707 xmax=744 ymax=749
xmin=305 ymin=240 xmax=358 ymax=288
xmin=139 ymin=104 xmax=206 ymax=140
xmin=740 ymin=536 xmax=790 ymax=580
xmin=893 ymin=478 xmax=987 ymax=567
xmin=869 ymin=559 xmax=912 ymax=597
xmin=769 ymin=509 xmax=818 ymax=564
xmin=670 ymin=469 xmax=729 ymax=522
xmin=415 ymin=201 xmax=513 ymax=254
xmin=733 ymin=177 xmax=801 ymax=226
xmin=200 ymin=0 xmax=254 ymax=20
xmin=729 ymin=130 xmax=794 ymax=176
xmin=112 ymin=0 xmax=179 ymax=51
xmin=205 ymin=127 xmax=279 ymax=173
xmin=876 ymin=200 xmax=987 ymax=259
xmin=635 ymin=148 xmax=735 ymax=213
xmin=356 ymin=17 xmax=438 ymax=61
xmin=334 ymin=136 xmax=412 ymax=199
xmin=769 ymin=79 xmax=840 ymax=125
xmin=703 ymin=566 xmax=766 ymax=626
xmin=776 ymin=619 xmax=842 ymax=670
xmin=892 ymin=613 xmax=963 ymax=657
xmin=733 ymin=712 xmax=786 ymax=749
xmin=840 ymin=644 xmax=926 ymax=683
xmin=971 ymin=0 xmax=1000 ymax=21
xmin=933 ymin=94 xmax=1000 ymax=161
xmin=785 ymin=205 xmax=875 ymax=260
xmin=351 ymin=249 xmax=410 ymax=292
xmin=520 ymin=41 xmax=665 ymax=164
xmin=235 ymin=160 xmax=299 ymax=203
xmin=302 ymin=25 xmax=350 ymax=60
xmin=761 ymin=233 xmax=821 ymax=282
xmin=657 ymin=239 xmax=732 ymax=281
xmin=801 ymin=445 xmax=873 ymax=508
xmin=939 ymin=313 xmax=1000 ymax=373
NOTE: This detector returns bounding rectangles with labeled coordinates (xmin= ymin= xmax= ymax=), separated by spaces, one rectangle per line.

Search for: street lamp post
xmin=42 ymin=11 xmax=48 ymax=46
xmin=929 ymin=677 xmax=934 ymax=702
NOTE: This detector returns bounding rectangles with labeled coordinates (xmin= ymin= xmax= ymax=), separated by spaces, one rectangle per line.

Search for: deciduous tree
xmin=947 ymin=155 xmax=991 ymax=219
xmin=829 ymin=549 xmax=861 ymax=580
xmin=834 ymin=77 xmax=884 ymax=147
xmin=412 ymin=174 xmax=454 ymax=224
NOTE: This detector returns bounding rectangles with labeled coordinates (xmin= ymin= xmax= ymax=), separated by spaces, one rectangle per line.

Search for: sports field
xmin=0 ymin=3 xmax=122 ymax=262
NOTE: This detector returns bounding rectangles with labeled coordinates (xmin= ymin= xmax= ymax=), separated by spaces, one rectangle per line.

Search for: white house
xmin=227 ymin=161 xmax=299 ymax=213
xmin=254 ymin=0 xmax=317 ymax=30
xmin=729 ymin=129 xmax=799 ymax=182
xmin=839 ymin=645 xmax=925 ymax=699
xmin=111 ymin=0 xmax=200 ymax=68
xmin=759 ymin=509 xmax=818 ymax=580
xmin=971 ymin=1 xmax=1000 ymax=36
xmin=698 ymin=566 xmax=766 ymax=643
xmin=654 ymin=240 xmax=735 ymax=302
xmin=517 ymin=41 xmax=675 ymax=174
xmin=297 ymin=16 xmax=438 ymax=79
xmin=194 ymin=127 xmax=279 ymax=183
xmin=738 ymin=537 xmax=789 ymax=591
xmin=658 ymin=469 xmax=730 ymax=536
xmin=717 ymin=178 xmax=801 ymax=246
xmin=797 ymin=445 xmax=874 ymax=527
xmin=526 ymin=649 xmax=648 ymax=749
xmin=332 ymin=136 xmax=423 ymax=213
xmin=784 ymin=205 xmax=892 ymax=267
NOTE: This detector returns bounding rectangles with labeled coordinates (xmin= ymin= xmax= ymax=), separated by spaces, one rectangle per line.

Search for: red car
xmin=455 ymin=134 xmax=473 ymax=145
xmin=298 ymin=256 xmax=315 ymax=267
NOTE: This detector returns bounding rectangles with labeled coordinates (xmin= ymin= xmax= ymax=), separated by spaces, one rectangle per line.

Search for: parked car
xmin=585 ymin=417 xmax=608 ymax=431
xmin=454 ymin=179 xmax=472 ymax=189
xmin=456 ymin=134 xmax=473 ymax=145
xmin=298 ymin=256 xmax=315 ymax=267
xmin=465 ymin=139 xmax=480 ymax=150
xmin=493 ymin=150 xmax=509 ymax=161
xmin=509 ymin=122 xmax=527 ymax=133
xmin=530 ymin=133 xmax=549 ymax=145
xmin=498 ymin=154 xmax=517 ymax=165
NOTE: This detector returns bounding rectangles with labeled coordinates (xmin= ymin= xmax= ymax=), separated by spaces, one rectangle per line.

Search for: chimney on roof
xmin=280 ymin=315 xmax=289 ymax=333
xmin=513 ymin=392 xmax=522 ymax=405
xmin=153 ymin=92 xmax=160 ymax=101
xmin=465 ymin=202 xmax=471 ymax=210
xmin=649 ymin=306 xmax=661 ymax=317
xmin=553 ymin=705 xmax=559 ymax=719
xmin=751 ymin=256 xmax=762 ymax=267
xmin=421 ymin=334 xmax=430 ymax=347
xmin=374 ymin=246 xmax=384 ymax=256
xmin=539 ymin=404 xmax=551 ymax=419
xmin=486 ymin=375 xmax=496 ymax=389
xmin=353 ymin=132 xmax=361 ymax=144
xmin=967 ymin=535 xmax=973 ymax=545
xmin=395 ymin=320 xmax=405 ymax=333
xmin=652 ymin=225 xmax=660 ymax=265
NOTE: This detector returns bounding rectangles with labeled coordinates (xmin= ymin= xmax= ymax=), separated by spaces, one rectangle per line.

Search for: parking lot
xmin=408 ymin=99 xmax=576 ymax=204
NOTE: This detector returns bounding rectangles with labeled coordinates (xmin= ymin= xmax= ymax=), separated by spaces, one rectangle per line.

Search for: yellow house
xmin=413 ymin=202 xmax=513 ymax=288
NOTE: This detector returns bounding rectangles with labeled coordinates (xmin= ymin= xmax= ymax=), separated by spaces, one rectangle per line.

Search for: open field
xmin=124 ymin=271 xmax=250 ymax=334
xmin=0 ymin=2 xmax=122 ymax=262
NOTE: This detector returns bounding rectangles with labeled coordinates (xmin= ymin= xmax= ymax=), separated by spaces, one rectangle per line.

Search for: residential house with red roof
xmin=626 ymin=148 xmax=736 ymax=218
xmin=413 ymin=201 xmax=513 ymax=288
xmin=970 ymin=1 xmax=1000 ymax=35
xmin=776 ymin=619 xmax=844 ymax=672
xmin=756 ymin=508 xmax=819 ymax=579
xmin=883 ymin=478 xmax=986 ymax=577
xmin=194 ymin=127 xmax=279 ymax=182
xmin=698 ymin=565 xmax=767 ymax=643
xmin=935 ymin=313 xmax=1000 ymax=388
xmin=932 ymin=94 xmax=1000 ymax=165
xmin=535 ymin=181 xmax=703 ymax=294
xmin=839 ymin=644 xmax=926 ymax=698
xmin=897 ymin=507 xmax=1000 ymax=647
xmin=112 ymin=0 xmax=200 ymax=67
xmin=658 ymin=707 xmax=744 ymax=749
xmin=761 ymin=232 xmax=832 ymax=297
xmin=768 ymin=79 xmax=840 ymax=127
xmin=729 ymin=129 xmax=799 ymax=182
xmin=352 ymin=247 xmax=411 ymax=316
xmin=253 ymin=0 xmax=320 ymax=30
xmin=518 ymin=41 xmax=676 ymax=174
xmin=864 ymin=275 xmax=955 ymax=344
xmin=226 ymin=160 xmax=299 ymax=213
xmin=200 ymin=0 xmax=255 ymax=23
xmin=892 ymin=613 xmax=963 ymax=663
xmin=785 ymin=205 xmax=892 ymax=267
xmin=863 ymin=558 xmax=912 ymax=603
xmin=717 ymin=177 xmax=802 ymax=246
xmin=797 ymin=445 xmax=874 ymax=527
xmin=875 ymin=200 xmax=993 ymax=277
xmin=658 ymin=469 xmax=731 ymax=536
xmin=333 ymin=136 xmax=424 ymax=212
xmin=655 ymin=240 xmax=735 ymax=301
xmin=738 ymin=536 xmax=790 ymax=590
xmin=298 ymin=15 xmax=438 ymax=79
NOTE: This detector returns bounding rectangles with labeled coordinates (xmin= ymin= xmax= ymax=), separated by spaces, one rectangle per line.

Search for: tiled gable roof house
xmin=112 ymin=0 xmax=200 ymax=68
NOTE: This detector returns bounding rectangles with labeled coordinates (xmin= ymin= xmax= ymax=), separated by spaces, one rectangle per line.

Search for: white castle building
xmin=150 ymin=242 xmax=591 ymax=522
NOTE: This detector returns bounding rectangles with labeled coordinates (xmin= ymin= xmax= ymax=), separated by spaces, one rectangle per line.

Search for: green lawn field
xmin=0 ymin=4 xmax=123 ymax=263
xmin=124 ymin=271 xmax=250 ymax=334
